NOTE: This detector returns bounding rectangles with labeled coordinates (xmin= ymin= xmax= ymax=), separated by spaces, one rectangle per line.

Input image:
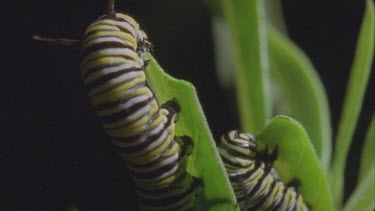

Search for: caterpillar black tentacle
xmin=32 ymin=35 xmax=81 ymax=47
xmin=218 ymin=130 xmax=309 ymax=211
xmin=106 ymin=0 xmax=117 ymax=18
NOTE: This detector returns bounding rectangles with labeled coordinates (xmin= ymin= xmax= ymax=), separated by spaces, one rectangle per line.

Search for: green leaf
xmin=220 ymin=0 xmax=271 ymax=132
xmin=264 ymin=0 xmax=288 ymax=34
xmin=66 ymin=206 xmax=80 ymax=211
xmin=256 ymin=116 xmax=334 ymax=211
xmin=343 ymin=164 xmax=375 ymax=211
xmin=331 ymin=0 xmax=374 ymax=207
xmin=143 ymin=54 xmax=238 ymax=211
xmin=212 ymin=16 xmax=235 ymax=90
xmin=267 ymin=26 xmax=332 ymax=170
xmin=358 ymin=116 xmax=375 ymax=183
xmin=206 ymin=0 xmax=224 ymax=17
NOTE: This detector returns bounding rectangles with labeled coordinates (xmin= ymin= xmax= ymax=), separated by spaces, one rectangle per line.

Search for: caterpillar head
xmin=137 ymin=29 xmax=153 ymax=54
xmin=103 ymin=0 xmax=153 ymax=54
xmin=221 ymin=130 xmax=258 ymax=158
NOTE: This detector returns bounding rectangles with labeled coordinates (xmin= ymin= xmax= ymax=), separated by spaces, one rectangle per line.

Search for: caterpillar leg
xmin=143 ymin=59 xmax=151 ymax=69
xmin=161 ymin=98 xmax=181 ymax=123
xmin=268 ymin=146 xmax=279 ymax=162
xmin=256 ymin=145 xmax=279 ymax=165
xmin=287 ymin=178 xmax=302 ymax=190
xmin=176 ymin=136 xmax=194 ymax=156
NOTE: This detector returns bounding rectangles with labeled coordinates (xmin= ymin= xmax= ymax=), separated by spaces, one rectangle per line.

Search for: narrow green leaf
xmin=220 ymin=0 xmax=271 ymax=132
xmin=358 ymin=116 xmax=375 ymax=183
xmin=264 ymin=0 xmax=288 ymax=34
xmin=144 ymin=54 xmax=238 ymax=211
xmin=66 ymin=206 xmax=80 ymax=211
xmin=343 ymin=164 xmax=375 ymax=211
xmin=267 ymin=26 xmax=332 ymax=170
xmin=256 ymin=116 xmax=334 ymax=211
xmin=212 ymin=16 xmax=235 ymax=90
xmin=331 ymin=0 xmax=374 ymax=207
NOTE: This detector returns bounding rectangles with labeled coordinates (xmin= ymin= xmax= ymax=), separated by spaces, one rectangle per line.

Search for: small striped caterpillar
xmin=218 ymin=130 xmax=309 ymax=211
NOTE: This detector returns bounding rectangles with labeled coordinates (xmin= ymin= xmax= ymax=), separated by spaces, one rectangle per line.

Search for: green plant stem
xmin=220 ymin=0 xmax=271 ymax=132
xmin=331 ymin=0 xmax=374 ymax=208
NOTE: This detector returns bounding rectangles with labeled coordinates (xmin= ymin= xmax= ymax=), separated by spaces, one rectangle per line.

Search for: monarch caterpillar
xmin=218 ymin=130 xmax=309 ymax=211
xmin=35 ymin=0 xmax=200 ymax=210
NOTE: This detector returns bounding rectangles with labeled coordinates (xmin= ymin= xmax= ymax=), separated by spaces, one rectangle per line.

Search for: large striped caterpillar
xmin=34 ymin=0 xmax=200 ymax=210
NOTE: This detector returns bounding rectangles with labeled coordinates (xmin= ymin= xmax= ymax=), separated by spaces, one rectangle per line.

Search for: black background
xmin=1 ymin=0 xmax=374 ymax=210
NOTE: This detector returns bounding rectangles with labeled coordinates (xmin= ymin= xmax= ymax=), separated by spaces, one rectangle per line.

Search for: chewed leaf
xmin=143 ymin=54 xmax=238 ymax=211
xmin=256 ymin=116 xmax=334 ymax=211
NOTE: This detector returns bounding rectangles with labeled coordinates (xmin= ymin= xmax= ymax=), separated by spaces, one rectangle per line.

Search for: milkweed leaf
xmin=256 ymin=116 xmax=334 ymax=211
xmin=144 ymin=54 xmax=238 ymax=211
